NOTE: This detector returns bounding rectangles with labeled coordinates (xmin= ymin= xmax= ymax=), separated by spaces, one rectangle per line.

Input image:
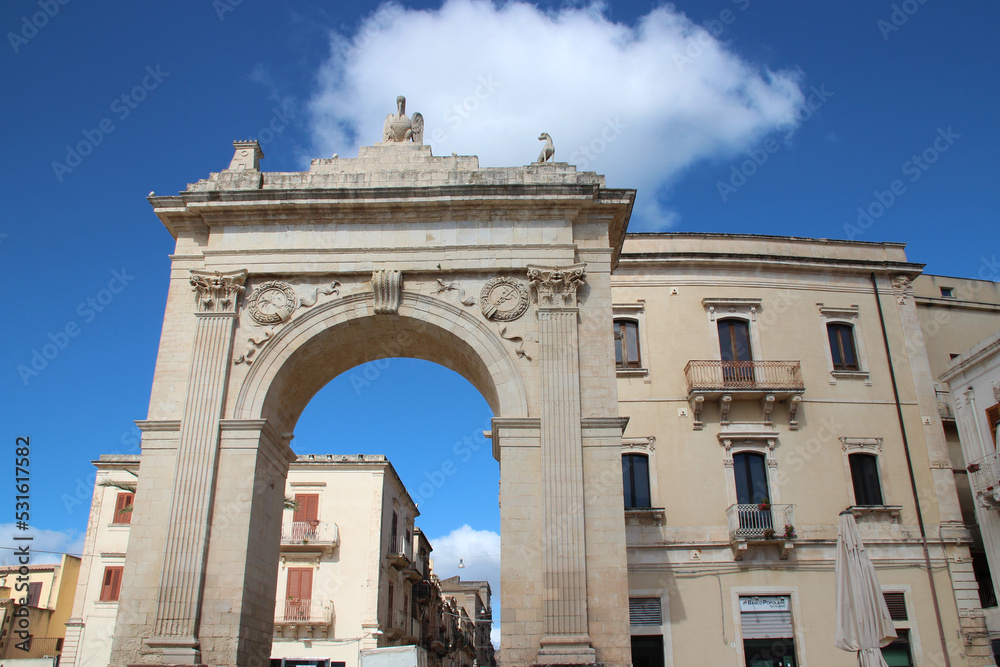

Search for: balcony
xmin=274 ymin=599 xmax=333 ymax=636
xmin=685 ymin=360 xmax=805 ymax=429
xmin=387 ymin=535 xmax=413 ymax=570
xmin=968 ymin=453 xmax=1000 ymax=509
xmin=280 ymin=521 xmax=339 ymax=554
xmin=726 ymin=503 xmax=796 ymax=560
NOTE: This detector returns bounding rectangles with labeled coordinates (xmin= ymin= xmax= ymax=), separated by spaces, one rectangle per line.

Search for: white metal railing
xmin=968 ymin=452 xmax=1000 ymax=504
xmin=281 ymin=521 xmax=339 ymax=545
xmin=727 ymin=504 xmax=795 ymax=541
xmin=275 ymin=599 xmax=333 ymax=624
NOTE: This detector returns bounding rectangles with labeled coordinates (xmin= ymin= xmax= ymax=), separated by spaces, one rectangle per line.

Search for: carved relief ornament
xmin=372 ymin=270 xmax=403 ymax=314
xmin=246 ymin=280 xmax=297 ymax=324
xmin=190 ymin=270 xmax=247 ymax=313
xmin=891 ymin=275 xmax=914 ymax=305
xmin=480 ymin=276 xmax=529 ymax=321
xmin=527 ymin=264 xmax=586 ymax=307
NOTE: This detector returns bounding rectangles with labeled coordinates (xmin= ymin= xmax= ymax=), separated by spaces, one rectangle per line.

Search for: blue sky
xmin=2 ymin=0 xmax=998 ymax=625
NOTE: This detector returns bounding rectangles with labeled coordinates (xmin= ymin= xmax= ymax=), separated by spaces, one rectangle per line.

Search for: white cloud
xmin=428 ymin=524 xmax=501 ymax=645
xmin=308 ymin=0 xmax=806 ymax=227
xmin=0 ymin=524 xmax=85 ymax=566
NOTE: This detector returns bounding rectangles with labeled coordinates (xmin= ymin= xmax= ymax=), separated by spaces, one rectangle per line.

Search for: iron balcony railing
xmin=275 ymin=599 xmax=333 ymax=624
xmin=726 ymin=503 xmax=795 ymax=542
xmin=280 ymin=521 xmax=339 ymax=546
xmin=389 ymin=535 xmax=413 ymax=560
xmin=685 ymin=360 xmax=804 ymax=393
xmin=968 ymin=452 xmax=1000 ymax=506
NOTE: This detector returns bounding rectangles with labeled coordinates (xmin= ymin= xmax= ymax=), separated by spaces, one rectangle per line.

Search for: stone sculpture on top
xmin=382 ymin=95 xmax=424 ymax=144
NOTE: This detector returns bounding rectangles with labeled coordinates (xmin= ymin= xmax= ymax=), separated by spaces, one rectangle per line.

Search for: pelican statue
xmin=537 ymin=132 xmax=554 ymax=163
xmin=382 ymin=96 xmax=424 ymax=144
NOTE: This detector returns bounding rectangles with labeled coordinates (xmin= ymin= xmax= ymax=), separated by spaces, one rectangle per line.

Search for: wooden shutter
xmin=287 ymin=568 xmax=313 ymax=600
xmin=27 ymin=581 xmax=42 ymax=607
xmin=292 ymin=494 xmax=319 ymax=523
xmin=100 ymin=566 xmax=123 ymax=601
xmin=883 ymin=592 xmax=907 ymax=620
xmin=114 ymin=492 xmax=134 ymax=524
xmin=629 ymin=598 xmax=662 ymax=625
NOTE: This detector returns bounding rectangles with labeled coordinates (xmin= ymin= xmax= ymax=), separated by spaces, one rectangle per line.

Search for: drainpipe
xmin=871 ymin=273 xmax=952 ymax=667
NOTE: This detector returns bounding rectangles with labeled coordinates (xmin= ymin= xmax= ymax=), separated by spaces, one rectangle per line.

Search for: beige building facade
xmin=612 ymin=234 xmax=999 ymax=666
xmin=62 ymin=454 xmax=490 ymax=667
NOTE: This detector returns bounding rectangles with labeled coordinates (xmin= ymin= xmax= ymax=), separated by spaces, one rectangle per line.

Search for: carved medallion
xmin=246 ymin=281 xmax=297 ymax=324
xmin=480 ymin=277 xmax=529 ymax=321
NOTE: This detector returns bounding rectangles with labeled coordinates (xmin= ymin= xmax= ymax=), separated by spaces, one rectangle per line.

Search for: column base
xmin=141 ymin=636 xmax=202 ymax=666
xmin=536 ymin=634 xmax=599 ymax=666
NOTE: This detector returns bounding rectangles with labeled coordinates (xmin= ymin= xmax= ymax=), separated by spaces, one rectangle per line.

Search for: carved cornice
xmin=190 ymin=269 xmax=247 ymax=313
xmin=840 ymin=436 xmax=883 ymax=453
xmin=527 ymin=263 xmax=586 ymax=307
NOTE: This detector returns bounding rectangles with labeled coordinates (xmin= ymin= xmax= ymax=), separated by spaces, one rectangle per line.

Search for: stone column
xmin=528 ymin=264 xmax=597 ymax=665
xmin=145 ymin=269 xmax=247 ymax=665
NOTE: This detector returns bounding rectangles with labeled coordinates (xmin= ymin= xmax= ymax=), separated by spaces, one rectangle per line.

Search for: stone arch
xmin=234 ymin=291 xmax=529 ymax=436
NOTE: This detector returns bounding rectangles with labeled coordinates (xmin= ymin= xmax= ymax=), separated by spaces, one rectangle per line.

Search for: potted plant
xmin=763 ymin=528 xmax=775 ymax=540
xmin=783 ymin=524 xmax=797 ymax=540
xmin=967 ymin=462 xmax=981 ymax=473
xmin=758 ymin=499 xmax=771 ymax=511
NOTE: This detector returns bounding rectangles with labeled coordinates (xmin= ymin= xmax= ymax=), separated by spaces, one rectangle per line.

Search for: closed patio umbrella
xmin=835 ymin=510 xmax=897 ymax=666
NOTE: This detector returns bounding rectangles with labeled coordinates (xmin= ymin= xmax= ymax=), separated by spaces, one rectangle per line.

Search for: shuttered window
xmin=883 ymin=592 xmax=907 ymax=620
xmin=113 ymin=492 xmax=134 ymax=524
xmin=292 ymin=494 xmax=319 ymax=523
xmin=987 ymin=404 xmax=999 ymax=447
xmin=740 ymin=596 xmax=793 ymax=639
xmin=629 ymin=598 xmax=662 ymax=626
xmin=100 ymin=566 xmax=123 ymax=602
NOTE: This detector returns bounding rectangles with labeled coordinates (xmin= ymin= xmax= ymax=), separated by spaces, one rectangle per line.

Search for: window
xmin=940 ymin=287 xmax=954 ymax=298
xmin=883 ymin=592 xmax=907 ymax=620
xmin=100 ymin=566 xmax=123 ymax=602
xmin=987 ymin=403 xmax=999 ymax=447
xmin=850 ymin=453 xmax=884 ymax=506
xmin=882 ymin=629 xmax=913 ymax=666
xmin=718 ymin=319 xmax=754 ymax=384
xmin=622 ymin=454 xmax=651 ymax=509
xmin=292 ymin=494 xmax=319 ymax=523
xmin=734 ymin=452 xmax=769 ymax=505
xmin=390 ymin=511 xmax=398 ymax=553
xmin=614 ymin=320 xmax=641 ymax=370
xmin=739 ymin=596 xmax=798 ymax=666
xmin=113 ymin=492 xmax=134 ymax=524
xmin=26 ymin=581 xmax=42 ymax=607
xmin=286 ymin=568 xmax=312 ymax=620
xmin=629 ymin=598 xmax=662 ymax=625
xmin=630 ymin=635 xmax=664 ymax=667
xmin=827 ymin=323 xmax=859 ymax=371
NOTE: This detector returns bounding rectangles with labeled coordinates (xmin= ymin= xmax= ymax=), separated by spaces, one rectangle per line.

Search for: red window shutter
xmin=987 ymin=404 xmax=999 ymax=447
xmin=287 ymin=568 xmax=313 ymax=600
xmin=114 ymin=492 xmax=134 ymax=524
xmin=100 ymin=566 xmax=123 ymax=601
xmin=293 ymin=494 xmax=319 ymax=523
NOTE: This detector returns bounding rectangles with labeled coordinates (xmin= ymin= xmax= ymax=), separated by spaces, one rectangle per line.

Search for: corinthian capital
xmin=190 ymin=269 xmax=248 ymax=313
xmin=527 ymin=263 xmax=586 ymax=307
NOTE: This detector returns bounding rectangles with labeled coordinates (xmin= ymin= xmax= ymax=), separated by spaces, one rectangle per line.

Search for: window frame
xmin=612 ymin=302 xmax=649 ymax=378
xmin=112 ymin=491 xmax=134 ymax=525
xmin=841 ymin=437 xmax=899 ymax=517
xmin=730 ymin=587 xmax=805 ymax=667
xmin=99 ymin=565 xmax=124 ymax=602
xmin=817 ymin=305 xmax=871 ymax=385
xmin=628 ymin=586 xmax=673 ymax=666
xmin=614 ymin=319 xmax=642 ymax=371
xmin=720 ymin=434 xmax=781 ymax=509
xmin=849 ymin=452 xmax=885 ymax=506
xmin=827 ymin=322 xmax=860 ymax=371
xmin=880 ymin=587 xmax=920 ymax=666
xmin=622 ymin=452 xmax=652 ymax=510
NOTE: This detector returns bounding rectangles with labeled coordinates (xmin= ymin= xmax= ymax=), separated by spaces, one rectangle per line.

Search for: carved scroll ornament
xmin=527 ymin=264 xmax=586 ymax=307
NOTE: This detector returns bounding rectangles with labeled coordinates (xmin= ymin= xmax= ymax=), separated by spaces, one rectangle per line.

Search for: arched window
xmin=827 ymin=322 xmax=859 ymax=371
xmin=622 ymin=453 xmax=651 ymax=509
xmin=849 ymin=453 xmax=884 ymax=506
xmin=614 ymin=319 xmax=641 ymax=370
